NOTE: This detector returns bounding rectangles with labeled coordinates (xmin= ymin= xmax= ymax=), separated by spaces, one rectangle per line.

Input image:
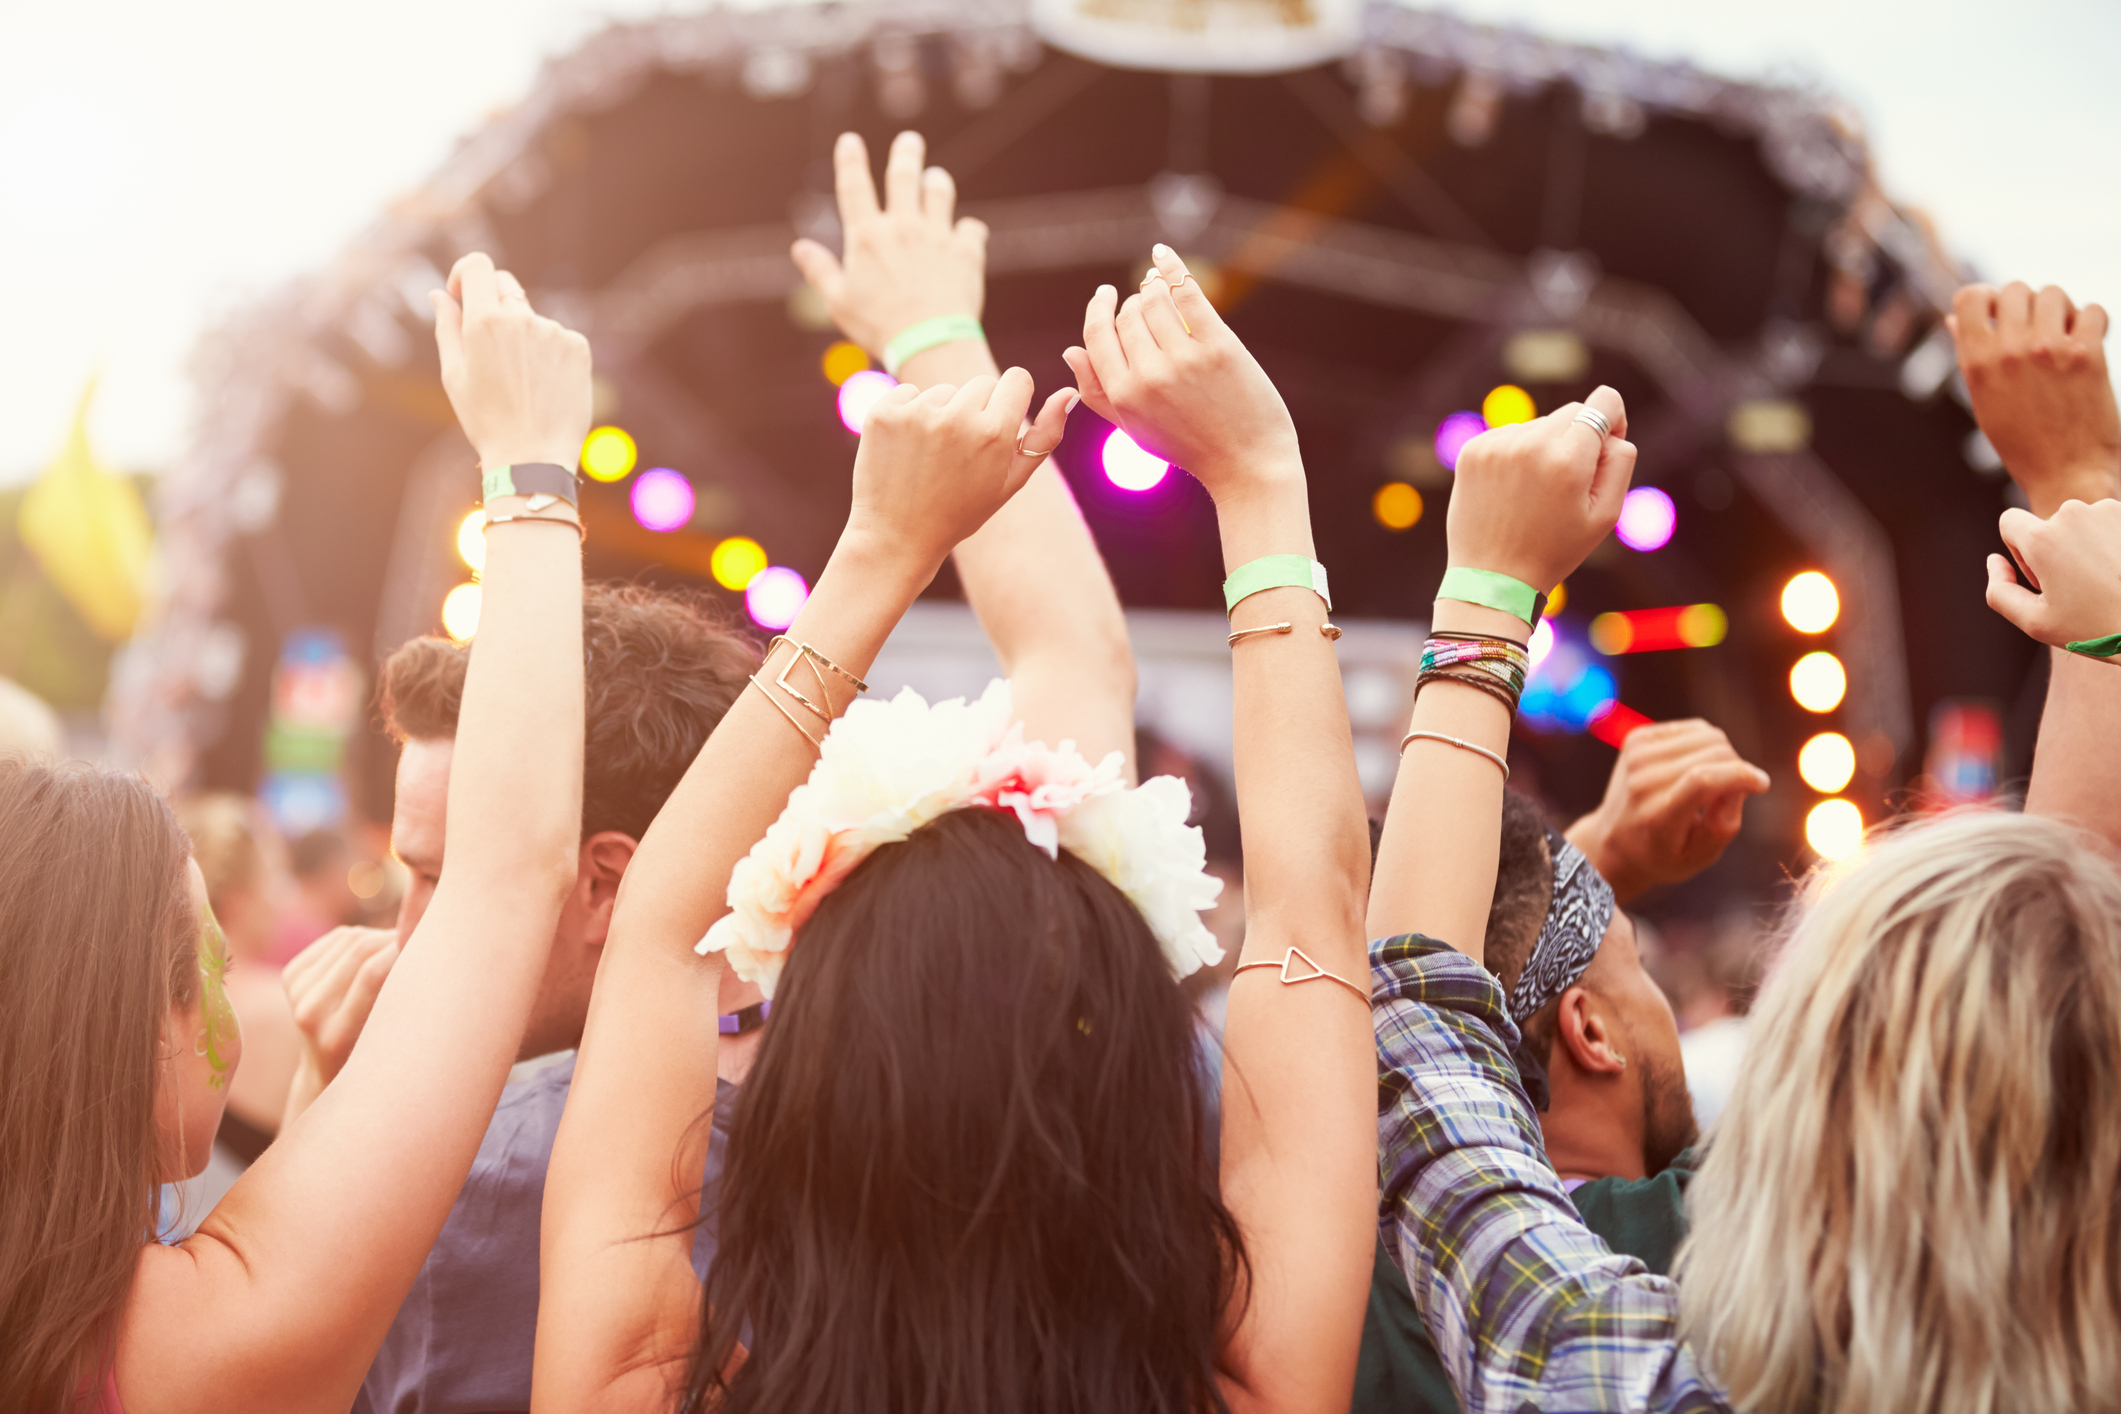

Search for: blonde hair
xmin=1678 ymin=810 xmax=2121 ymax=1413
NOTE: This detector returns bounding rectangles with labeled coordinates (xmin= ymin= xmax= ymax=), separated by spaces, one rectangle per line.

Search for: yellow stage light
xmin=821 ymin=341 xmax=870 ymax=387
xmin=1482 ymin=384 xmax=1536 ymax=427
xmin=441 ymin=582 xmax=482 ymax=641
xmin=710 ymin=536 xmax=769 ymax=591
xmin=1678 ymin=603 xmax=1728 ymax=648
xmin=1805 ymin=798 xmax=1864 ymax=861
xmin=1781 ymin=571 xmax=1839 ymax=633
xmin=1372 ymin=481 xmax=1423 ymax=530
xmin=1590 ymin=613 xmax=1633 ymax=655
xmin=456 ymin=510 xmax=486 ymax=572
xmin=1790 ymin=651 xmax=1847 ymax=713
xmin=1798 ymin=731 xmax=1857 ymax=793
xmin=1544 ymin=582 xmax=1566 ymax=617
xmin=581 ymin=426 xmax=638 ymax=483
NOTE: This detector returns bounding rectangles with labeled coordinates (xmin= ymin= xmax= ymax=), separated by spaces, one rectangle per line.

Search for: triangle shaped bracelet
xmin=1233 ymin=946 xmax=1370 ymax=1003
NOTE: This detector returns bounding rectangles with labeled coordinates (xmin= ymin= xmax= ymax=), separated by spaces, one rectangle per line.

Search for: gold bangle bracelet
xmin=1398 ymin=729 xmax=1510 ymax=780
xmin=1232 ymin=947 xmax=1368 ymax=1003
xmin=747 ymin=675 xmax=823 ymax=750
xmin=481 ymin=510 xmax=586 ymax=542
xmin=1228 ymin=621 xmax=1294 ymax=647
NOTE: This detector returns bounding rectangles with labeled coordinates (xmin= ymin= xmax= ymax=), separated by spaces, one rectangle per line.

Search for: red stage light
xmin=1588 ymin=700 xmax=1651 ymax=746
xmin=1589 ymin=604 xmax=1727 ymax=655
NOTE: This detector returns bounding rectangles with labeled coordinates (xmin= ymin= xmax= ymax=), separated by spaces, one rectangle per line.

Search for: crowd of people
xmin=3 ymin=127 xmax=2119 ymax=1414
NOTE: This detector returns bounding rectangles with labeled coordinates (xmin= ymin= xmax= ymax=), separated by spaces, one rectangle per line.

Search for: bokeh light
xmin=1590 ymin=603 xmax=1726 ymax=654
xmin=1590 ymin=613 xmax=1633 ymax=656
xmin=1677 ymin=603 xmax=1727 ymax=647
xmin=710 ymin=536 xmax=768 ymax=591
xmin=745 ymin=565 xmax=809 ymax=630
xmin=456 ymin=510 xmax=486 ymax=572
xmin=1615 ymin=487 xmax=1676 ymax=551
xmin=1798 ymin=731 xmax=1857 ymax=793
xmin=1781 ymin=571 xmax=1840 ymax=633
xmin=581 ymin=426 xmax=638 ymax=483
xmin=1103 ymin=429 xmax=1170 ymax=492
xmin=837 ymin=370 xmax=897 ymax=434
xmin=1805 ymin=798 xmax=1864 ymax=861
xmin=1372 ymin=481 xmax=1423 ymax=530
xmin=1434 ymin=411 xmax=1486 ymax=471
xmin=630 ymin=467 xmax=696 ymax=532
xmin=441 ymin=582 xmax=482 ymax=641
xmin=821 ymin=341 xmax=870 ymax=386
xmin=1790 ymin=651 xmax=1848 ymax=713
xmin=1544 ymin=582 xmax=1567 ymax=617
xmin=1529 ymin=617 xmax=1555 ymax=668
xmin=1481 ymin=384 xmax=1536 ymax=427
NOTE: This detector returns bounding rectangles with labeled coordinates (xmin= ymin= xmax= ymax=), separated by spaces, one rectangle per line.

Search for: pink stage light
xmin=1615 ymin=487 xmax=1676 ymax=552
xmin=629 ymin=468 xmax=695 ymax=532
xmin=745 ymin=565 xmax=809 ymax=630
xmin=1102 ymin=429 xmax=1169 ymax=491
xmin=1434 ymin=411 xmax=1486 ymax=471
xmin=837 ymin=370 xmax=897 ymax=434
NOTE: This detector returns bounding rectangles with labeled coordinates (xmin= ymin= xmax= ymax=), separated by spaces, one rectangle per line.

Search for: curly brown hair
xmin=379 ymin=583 xmax=759 ymax=841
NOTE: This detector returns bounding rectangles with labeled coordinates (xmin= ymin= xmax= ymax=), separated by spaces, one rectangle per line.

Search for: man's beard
xmin=1637 ymin=1045 xmax=1700 ymax=1176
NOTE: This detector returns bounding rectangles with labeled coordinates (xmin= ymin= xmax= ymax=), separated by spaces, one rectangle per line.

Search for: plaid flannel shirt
xmin=1371 ymin=934 xmax=1729 ymax=1413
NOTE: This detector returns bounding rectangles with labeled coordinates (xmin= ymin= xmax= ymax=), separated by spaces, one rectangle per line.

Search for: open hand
xmin=1063 ymin=245 xmax=1303 ymax=506
xmin=1565 ymin=720 xmax=1771 ymax=903
xmin=1447 ymin=387 xmax=1635 ymax=593
xmin=1986 ymin=499 xmax=2121 ymax=650
xmin=791 ymin=131 xmax=986 ymax=362
xmin=844 ymin=370 xmax=1074 ymax=576
xmin=282 ymin=924 xmax=400 ymax=1087
xmin=433 ymin=253 xmax=593 ymax=471
xmin=1950 ymin=282 xmax=2118 ymax=518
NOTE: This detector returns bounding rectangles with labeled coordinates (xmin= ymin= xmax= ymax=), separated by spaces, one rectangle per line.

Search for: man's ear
xmin=1554 ymin=985 xmax=1628 ymax=1077
xmin=577 ymin=831 xmax=639 ymax=946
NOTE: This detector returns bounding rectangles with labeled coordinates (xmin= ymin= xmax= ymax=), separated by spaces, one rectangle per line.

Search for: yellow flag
xmin=17 ymin=384 xmax=154 ymax=643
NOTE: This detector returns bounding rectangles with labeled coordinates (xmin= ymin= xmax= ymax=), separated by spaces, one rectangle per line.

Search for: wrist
xmin=478 ymin=444 xmax=582 ymax=474
xmin=829 ymin=525 xmax=943 ymax=598
xmin=1430 ymin=598 xmax=1534 ymax=641
xmin=1214 ymin=474 xmax=1313 ymax=567
xmin=895 ymin=338 xmax=1000 ymax=391
xmin=2028 ymin=464 xmax=2121 ymax=518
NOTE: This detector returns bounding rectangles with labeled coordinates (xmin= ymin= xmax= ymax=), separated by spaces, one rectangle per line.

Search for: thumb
xmin=790 ymin=239 xmax=845 ymax=300
xmin=1986 ymin=552 xmax=2051 ymax=640
xmin=432 ymin=288 xmax=464 ymax=378
xmin=1590 ymin=438 xmax=1638 ymax=531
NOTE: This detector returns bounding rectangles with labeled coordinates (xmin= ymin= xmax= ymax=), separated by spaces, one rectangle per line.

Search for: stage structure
xmin=115 ymin=0 xmax=2028 ymax=903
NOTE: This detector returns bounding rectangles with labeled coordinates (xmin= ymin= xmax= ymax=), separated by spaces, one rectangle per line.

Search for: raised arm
xmin=795 ymin=130 xmax=1134 ymax=771
xmin=1366 ymin=390 xmax=1635 ymax=960
xmin=1952 ymin=281 xmax=2121 ymax=847
xmin=1069 ymin=246 xmax=1371 ymax=1412
xmin=534 ymin=371 xmax=1073 ymax=1412
xmin=123 ymin=256 xmax=588 ymax=1414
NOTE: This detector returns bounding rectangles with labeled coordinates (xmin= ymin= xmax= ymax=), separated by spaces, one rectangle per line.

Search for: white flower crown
xmin=697 ymin=680 xmax=1226 ymax=998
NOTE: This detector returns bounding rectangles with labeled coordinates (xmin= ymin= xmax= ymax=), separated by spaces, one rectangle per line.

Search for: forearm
xmin=1214 ymin=483 xmax=1374 ymax=1412
xmin=540 ymin=535 xmax=934 ymax=1401
xmin=1366 ymin=601 xmax=1525 ymax=962
xmin=2025 ymin=647 xmax=2121 ymax=850
xmin=277 ymin=1050 xmax=326 ymax=1132
xmin=905 ymin=342 xmax=1138 ymax=771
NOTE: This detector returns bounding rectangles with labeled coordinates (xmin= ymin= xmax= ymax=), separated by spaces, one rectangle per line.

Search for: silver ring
xmin=1573 ymin=407 xmax=1612 ymax=440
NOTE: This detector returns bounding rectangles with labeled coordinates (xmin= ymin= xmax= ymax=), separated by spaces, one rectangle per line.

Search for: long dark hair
xmin=687 ymin=807 xmax=1246 ymax=1413
xmin=0 ymin=761 xmax=197 ymax=1413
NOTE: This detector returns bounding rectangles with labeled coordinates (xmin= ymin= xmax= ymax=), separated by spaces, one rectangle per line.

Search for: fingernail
xmin=1097 ymin=284 xmax=1115 ymax=299
xmin=1064 ymin=391 xmax=1082 ymax=415
xmin=1153 ymin=243 xmax=1174 ymax=260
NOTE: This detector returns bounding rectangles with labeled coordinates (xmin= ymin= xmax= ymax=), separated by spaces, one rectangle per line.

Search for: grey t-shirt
xmin=354 ymin=1054 xmax=735 ymax=1414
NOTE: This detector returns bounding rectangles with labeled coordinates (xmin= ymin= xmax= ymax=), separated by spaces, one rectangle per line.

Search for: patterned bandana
xmin=1505 ymin=827 xmax=1616 ymax=1110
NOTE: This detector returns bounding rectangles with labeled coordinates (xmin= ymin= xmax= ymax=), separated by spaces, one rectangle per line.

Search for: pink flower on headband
xmin=697 ymin=681 xmax=1224 ymax=998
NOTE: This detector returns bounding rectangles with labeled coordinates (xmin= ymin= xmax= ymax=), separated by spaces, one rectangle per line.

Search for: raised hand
xmin=845 ymin=370 xmax=1073 ymax=575
xmin=1448 ymin=386 xmax=1636 ymax=593
xmin=1566 ymin=720 xmax=1772 ymax=904
xmin=791 ymin=131 xmax=987 ymax=362
xmin=432 ymin=253 xmax=593 ymax=470
xmin=282 ymin=925 xmax=400 ymax=1089
xmin=1064 ymin=245 xmax=1303 ymax=506
xmin=1986 ymin=499 xmax=2121 ymax=651
xmin=1950 ymin=282 xmax=2118 ymax=518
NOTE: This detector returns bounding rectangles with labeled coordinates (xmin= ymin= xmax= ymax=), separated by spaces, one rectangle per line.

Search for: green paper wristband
xmin=1223 ymin=554 xmax=1332 ymax=614
xmin=1436 ymin=567 xmax=1544 ymax=627
xmin=2066 ymin=633 xmax=2121 ymax=659
xmin=882 ymin=315 xmax=986 ymax=376
xmin=481 ymin=463 xmax=579 ymax=506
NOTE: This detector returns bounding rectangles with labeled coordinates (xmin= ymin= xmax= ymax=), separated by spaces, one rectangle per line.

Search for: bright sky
xmin=1 ymin=0 xmax=2115 ymax=486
